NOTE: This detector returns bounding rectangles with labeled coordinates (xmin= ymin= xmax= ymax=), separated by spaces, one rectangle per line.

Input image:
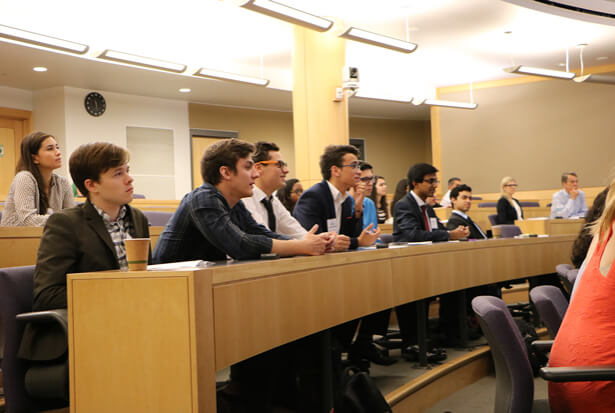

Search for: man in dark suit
xmin=446 ymin=184 xmax=488 ymax=239
xmin=293 ymin=145 xmax=394 ymax=366
xmin=21 ymin=142 xmax=150 ymax=358
xmin=393 ymin=163 xmax=470 ymax=359
xmin=393 ymin=163 xmax=469 ymax=242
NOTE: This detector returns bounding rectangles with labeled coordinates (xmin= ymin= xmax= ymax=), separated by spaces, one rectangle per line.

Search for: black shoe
xmin=401 ymin=345 xmax=447 ymax=363
xmin=349 ymin=342 xmax=397 ymax=366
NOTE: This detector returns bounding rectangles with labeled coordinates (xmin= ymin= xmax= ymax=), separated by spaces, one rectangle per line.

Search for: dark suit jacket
xmin=496 ymin=196 xmax=524 ymax=225
xmin=20 ymin=200 xmax=150 ymax=359
xmin=293 ymin=180 xmax=363 ymax=249
xmin=393 ymin=192 xmax=449 ymax=242
xmin=446 ymin=211 xmax=487 ymax=239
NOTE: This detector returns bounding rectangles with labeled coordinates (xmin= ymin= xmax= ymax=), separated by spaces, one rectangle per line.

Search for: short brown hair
xmin=200 ymin=139 xmax=255 ymax=185
xmin=69 ymin=142 xmax=129 ymax=197
xmin=319 ymin=144 xmax=359 ymax=180
xmin=252 ymin=141 xmax=280 ymax=164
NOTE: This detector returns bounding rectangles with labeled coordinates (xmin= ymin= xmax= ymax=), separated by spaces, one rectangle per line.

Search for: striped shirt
xmin=93 ymin=204 xmax=133 ymax=270
xmin=1 ymin=171 xmax=75 ymax=226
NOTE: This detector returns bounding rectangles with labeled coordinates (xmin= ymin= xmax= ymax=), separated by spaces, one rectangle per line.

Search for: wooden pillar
xmin=292 ymin=25 xmax=348 ymax=188
xmin=430 ymin=105 xmax=443 ymax=197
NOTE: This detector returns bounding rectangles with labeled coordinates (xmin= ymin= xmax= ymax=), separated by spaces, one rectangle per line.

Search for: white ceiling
xmin=2 ymin=0 xmax=615 ymax=120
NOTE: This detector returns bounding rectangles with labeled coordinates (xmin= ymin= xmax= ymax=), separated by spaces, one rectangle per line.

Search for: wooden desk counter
xmin=67 ymin=235 xmax=574 ymax=413
xmin=516 ymin=218 xmax=585 ymax=236
xmin=0 ymin=226 xmax=164 ymax=267
xmin=435 ymin=206 xmax=552 ymax=231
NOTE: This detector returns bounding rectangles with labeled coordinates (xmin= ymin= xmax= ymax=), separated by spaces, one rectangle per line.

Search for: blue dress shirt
xmin=550 ymin=189 xmax=588 ymax=218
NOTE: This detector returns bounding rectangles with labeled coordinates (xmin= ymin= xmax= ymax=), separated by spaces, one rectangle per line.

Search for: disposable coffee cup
xmin=125 ymin=238 xmax=150 ymax=271
xmin=492 ymin=226 xmax=502 ymax=239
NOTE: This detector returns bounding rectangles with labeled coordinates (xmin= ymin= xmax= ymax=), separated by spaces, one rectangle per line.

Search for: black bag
xmin=514 ymin=319 xmax=548 ymax=376
xmin=335 ymin=367 xmax=392 ymax=413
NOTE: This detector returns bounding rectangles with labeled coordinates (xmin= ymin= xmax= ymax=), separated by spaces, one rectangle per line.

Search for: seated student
xmin=393 ymin=163 xmax=469 ymax=242
xmin=293 ymin=145 xmax=394 ymax=366
xmin=548 ymin=177 xmax=615 ymax=413
xmin=440 ymin=177 xmax=461 ymax=208
xmin=20 ymin=142 xmax=150 ymax=362
xmin=393 ymin=163 xmax=468 ymax=358
xmin=571 ymin=187 xmax=608 ymax=268
xmin=242 ymin=141 xmax=312 ymax=240
xmin=551 ymin=172 xmax=588 ymax=218
xmin=31 ymin=142 xmax=150 ymax=311
xmin=1 ymin=131 xmax=75 ymax=226
xmin=390 ymin=178 xmax=409 ymax=219
xmin=293 ymin=144 xmax=381 ymax=250
xmin=446 ymin=184 xmax=488 ymax=239
xmin=496 ymin=176 xmax=523 ymax=225
xmin=153 ymin=139 xmax=331 ymax=264
xmin=276 ymin=178 xmax=303 ymax=213
xmin=369 ymin=175 xmax=389 ymax=224
xmin=349 ymin=162 xmax=379 ymax=230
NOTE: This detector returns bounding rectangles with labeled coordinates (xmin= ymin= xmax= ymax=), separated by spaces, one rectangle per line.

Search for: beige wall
xmin=189 ymin=103 xmax=432 ymax=187
xmin=349 ymin=117 xmax=432 ymax=186
xmin=439 ymin=79 xmax=615 ymax=193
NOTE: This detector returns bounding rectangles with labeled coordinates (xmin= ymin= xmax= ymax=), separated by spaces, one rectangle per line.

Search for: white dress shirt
xmin=410 ymin=190 xmax=432 ymax=231
xmin=327 ymin=180 xmax=349 ymax=231
xmin=242 ymin=185 xmax=307 ymax=239
xmin=440 ymin=190 xmax=452 ymax=208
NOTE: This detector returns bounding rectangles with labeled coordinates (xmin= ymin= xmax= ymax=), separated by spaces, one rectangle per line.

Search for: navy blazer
xmin=293 ymin=180 xmax=362 ymax=249
xmin=393 ymin=192 xmax=449 ymax=242
xmin=446 ymin=211 xmax=487 ymax=239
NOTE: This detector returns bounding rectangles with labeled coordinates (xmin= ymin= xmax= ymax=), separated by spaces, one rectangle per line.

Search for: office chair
xmin=488 ymin=214 xmax=498 ymax=226
xmin=478 ymin=202 xmax=498 ymax=208
xmin=142 ymin=210 xmax=173 ymax=226
xmin=492 ymin=225 xmax=522 ymax=238
xmin=0 ymin=266 xmax=69 ymax=413
xmin=472 ymin=296 xmax=615 ymax=413
xmin=133 ymin=193 xmax=146 ymax=199
xmin=519 ymin=202 xmax=540 ymax=207
xmin=530 ymin=286 xmax=568 ymax=338
xmin=555 ymin=264 xmax=576 ymax=293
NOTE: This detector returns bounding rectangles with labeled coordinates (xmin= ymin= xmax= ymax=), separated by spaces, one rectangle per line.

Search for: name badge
xmin=429 ymin=217 xmax=438 ymax=232
xmin=327 ymin=218 xmax=339 ymax=234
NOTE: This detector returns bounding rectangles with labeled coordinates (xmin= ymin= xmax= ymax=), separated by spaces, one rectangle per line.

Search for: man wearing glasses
xmin=393 ymin=163 xmax=469 ymax=242
xmin=350 ymin=162 xmax=379 ymax=230
xmin=551 ymin=172 xmax=588 ymax=218
xmin=242 ymin=141 xmax=320 ymax=240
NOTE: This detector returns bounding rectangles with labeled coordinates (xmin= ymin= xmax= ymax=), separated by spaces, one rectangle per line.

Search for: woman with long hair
xmin=1 ymin=131 xmax=75 ymax=226
xmin=495 ymin=176 xmax=523 ymax=225
xmin=276 ymin=178 xmax=303 ymax=213
xmin=390 ymin=178 xmax=409 ymax=218
xmin=369 ymin=175 xmax=389 ymax=223
xmin=548 ymin=180 xmax=615 ymax=412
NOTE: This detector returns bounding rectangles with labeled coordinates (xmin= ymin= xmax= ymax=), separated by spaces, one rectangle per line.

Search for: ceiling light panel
xmin=504 ymin=65 xmax=575 ymax=79
xmin=193 ymin=67 xmax=270 ymax=86
xmin=98 ymin=50 xmax=187 ymax=73
xmin=237 ymin=0 xmax=333 ymax=32
xmin=0 ymin=24 xmax=88 ymax=54
xmin=424 ymin=99 xmax=478 ymax=109
xmin=339 ymin=27 xmax=417 ymax=53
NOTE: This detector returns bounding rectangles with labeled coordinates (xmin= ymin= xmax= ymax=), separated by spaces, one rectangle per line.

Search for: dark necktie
xmin=261 ymin=197 xmax=276 ymax=232
xmin=420 ymin=205 xmax=430 ymax=231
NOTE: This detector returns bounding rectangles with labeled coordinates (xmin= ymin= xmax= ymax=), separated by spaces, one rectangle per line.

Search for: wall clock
xmin=84 ymin=92 xmax=106 ymax=117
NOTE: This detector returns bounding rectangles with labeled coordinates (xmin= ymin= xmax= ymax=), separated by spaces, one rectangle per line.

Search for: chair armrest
xmin=531 ymin=340 xmax=553 ymax=355
xmin=16 ymin=309 xmax=68 ymax=336
xmin=540 ymin=365 xmax=615 ymax=382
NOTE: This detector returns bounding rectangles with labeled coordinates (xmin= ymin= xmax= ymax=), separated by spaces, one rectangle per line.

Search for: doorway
xmin=0 ymin=107 xmax=32 ymax=199
xmin=190 ymin=129 xmax=238 ymax=189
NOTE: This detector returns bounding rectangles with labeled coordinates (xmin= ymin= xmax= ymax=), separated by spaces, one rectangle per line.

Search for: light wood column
xmin=430 ymin=105 xmax=443 ymax=197
xmin=292 ymin=25 xmax=348 ymax=188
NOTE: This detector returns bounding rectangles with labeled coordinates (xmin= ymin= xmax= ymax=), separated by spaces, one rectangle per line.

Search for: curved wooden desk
xmin=67 ymin=235 xmax=574 ymax=413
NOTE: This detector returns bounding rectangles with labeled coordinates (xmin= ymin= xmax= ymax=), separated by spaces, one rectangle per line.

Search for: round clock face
xmin=84 ymin=92 xmax=106 ymax=117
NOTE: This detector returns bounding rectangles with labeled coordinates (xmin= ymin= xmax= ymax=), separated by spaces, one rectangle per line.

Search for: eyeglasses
xmin=341 ymin=162 xmax=361 ymax=170
xmin=257 ymin=160 xmax=287 ymax=169
xmin=504 ymin=184 xmax=518 ymax=187
xmin=423 ymin=178 xmax=440 ymax=185
xmin=292 ymin=189 xmax=303 ymax=195
xmin=359 ymin=176 xmax=374 ymax=182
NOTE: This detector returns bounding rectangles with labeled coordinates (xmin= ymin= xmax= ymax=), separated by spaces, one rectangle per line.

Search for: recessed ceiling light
xmin=597 ymin=56 xmax=608 ymax=61
xmin=33 ymin=66 xmax=47 ymax=72
xmin=179 ymin=88 xmax=191 ymax=93
xmin=504 ymin=30 xmax=512 ymax=35
xmin=558 ymin=63 xmax=565 ymax=67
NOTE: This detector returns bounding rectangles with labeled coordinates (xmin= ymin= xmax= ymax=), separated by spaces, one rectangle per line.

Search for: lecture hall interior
xmin=1 ymin=0 xmax=615 ymax=412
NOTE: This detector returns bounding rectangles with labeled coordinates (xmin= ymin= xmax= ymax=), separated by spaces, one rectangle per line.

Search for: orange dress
xmin=549 ymin=227 xmax=615 ymax=412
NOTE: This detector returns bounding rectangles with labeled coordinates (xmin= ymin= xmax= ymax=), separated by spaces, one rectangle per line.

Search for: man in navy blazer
xmin=393 ymin=163 xmax=469 ymax=242
xmin=294 ymin=145 xmax=396 ymax=366
xmin=294 ymin=145 xmax=380 ymax=250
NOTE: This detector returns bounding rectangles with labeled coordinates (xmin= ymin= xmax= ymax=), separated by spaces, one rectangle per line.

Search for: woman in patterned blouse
xmin=1 ymin=131 xmax=75 ymax=226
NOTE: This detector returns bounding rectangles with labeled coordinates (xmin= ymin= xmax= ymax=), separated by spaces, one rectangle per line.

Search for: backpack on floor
xmin=335 ymin=367 xmax=392 ymax=413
